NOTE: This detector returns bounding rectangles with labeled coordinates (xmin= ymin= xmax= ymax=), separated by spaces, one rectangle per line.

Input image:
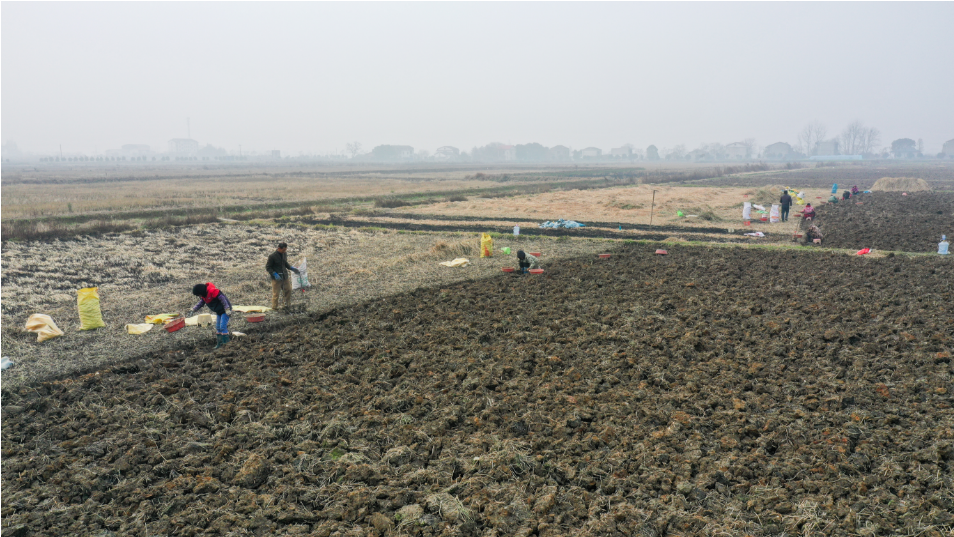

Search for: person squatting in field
xmin=801 ymin=203 xmax=816 ymax=221
xmin=266 ymin=242 xmax=300 ymax=311
xmin=805 ymin=225 xmax=823 ymax=245
xmin=190 ymin=282 xmax=233 ymax=349
xmin=516 ymin=250 xmax=539 ymax=273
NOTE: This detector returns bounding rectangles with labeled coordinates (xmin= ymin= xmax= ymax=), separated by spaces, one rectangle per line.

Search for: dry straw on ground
xmin=0 ymin=224 xmax=607 ymax=388
xmin=871 ymin=177 xmax=932 ymax=191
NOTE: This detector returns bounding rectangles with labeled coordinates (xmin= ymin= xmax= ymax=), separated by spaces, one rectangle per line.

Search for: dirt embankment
xmin=3 ymin=244 xmax=952 ymax=536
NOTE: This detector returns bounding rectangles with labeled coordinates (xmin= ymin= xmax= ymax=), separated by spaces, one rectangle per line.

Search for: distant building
xmin=725 ymin=142 xmax=747 ymax=159
xmin=371 ymin=145 xmax=414 ymax=161
xmin=942 ymin=139 xmax=954 ymax=158
xmin=763 ymin=142 xmax=793 ymax=159
xmin=104 ymin=144 xmax=154 ymax=159
xmin=435 ymin=146 xmax=460 ymax=160
xmin=609 ymin=146 xmax=633 ymax=158
xmin=549 ymin=145 xmax=571 ymax=161
xmin=814 ymin=139 xmax=839 ymax=156
xmin=168 ymin=138 xmax=199 ymax=156
xmin=687 ymin=149 xmax=710 ymax=161
xmin=197 ymin=144 xmax=228 ymax=158
xmin=122 ymin=144 xmax=151 ymax=156
xmin=270 ymin=150 xmax=281 ymax=159
xmin=809 ymin=155 xmax=862 ymax=161
xmin=580 ymin=147 xmax=602 ymax=159
xmin=501 ymin=145 xmax=516 ymax=161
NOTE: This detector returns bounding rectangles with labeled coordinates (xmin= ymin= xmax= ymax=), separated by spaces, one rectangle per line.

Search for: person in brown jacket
xmin=265 ymin=242 xmax=300 ymax=311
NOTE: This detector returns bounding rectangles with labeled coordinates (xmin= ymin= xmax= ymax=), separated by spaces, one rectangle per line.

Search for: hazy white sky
xmin=3 ymin=2 xmax=953 ymax=155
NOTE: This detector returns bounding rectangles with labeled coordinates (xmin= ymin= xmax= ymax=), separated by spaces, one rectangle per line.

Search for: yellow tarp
xmin=145 ymin=314 xmax=179 ymax=324
xmin=125 ymin=323 xmax=154 ymax=335
xmin=78 ymin=287 xmax=106 ymax=330
xmin=232 ymin=306 xmax=273 ymax=313
xmin=440 ymin=258 xmax=471 ymax=267
xmin=25 ymin=314 xmax=65 ymax=342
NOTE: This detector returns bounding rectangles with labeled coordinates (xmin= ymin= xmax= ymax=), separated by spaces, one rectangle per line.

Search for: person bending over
xmin=190 ymin=282 xmax=233 ymax=349
xmin=516 ymin=250 xmax=539 ymax=273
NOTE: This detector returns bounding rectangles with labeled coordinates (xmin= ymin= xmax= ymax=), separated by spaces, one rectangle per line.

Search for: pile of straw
xmin=871 ymin=177 xmax=931 ymax=191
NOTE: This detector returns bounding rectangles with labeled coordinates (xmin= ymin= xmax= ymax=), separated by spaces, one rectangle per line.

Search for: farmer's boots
xmin=214 ymin=333 xmax=230 ymax=349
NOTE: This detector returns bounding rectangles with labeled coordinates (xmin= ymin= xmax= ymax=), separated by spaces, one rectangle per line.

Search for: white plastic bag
xmin=770 ymin=204 xmax=780 ymax=223
xmin=742 ymin=202 xmax=752 ymax=220
xmin=292 ymin=257 xmax=310 ymax=290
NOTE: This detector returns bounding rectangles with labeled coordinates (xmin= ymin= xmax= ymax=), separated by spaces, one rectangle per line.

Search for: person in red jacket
xmin=189 ymin=282 xmax=233 ymax=349
xmin=801 ymin=203 xmax=816 ymax=221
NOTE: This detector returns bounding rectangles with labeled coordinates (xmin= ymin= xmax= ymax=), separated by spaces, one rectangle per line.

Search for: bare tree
xmin=742 ymin=138 xmax=757 ymax=159
xmin=798 ymin=121 xmax=827 ymax=156
xmin=841 ymin=120 xmax=867 ymax=155
xmin=860 ymin=127 xmax=881 ymax=155
xmin=345 ymin=141 xmax=362 ymax=159
xmin=664 ymin=145 xmax=687 ymax=160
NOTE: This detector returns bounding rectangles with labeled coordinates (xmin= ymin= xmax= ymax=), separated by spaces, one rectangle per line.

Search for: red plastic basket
xmin=655 ymin=249 xmax=668 ymax=255
xmin=598 ymin=254 xmax=611 ymax=259
xmin=501 ymin=267 xmax=515 ymax=273
xmin=529 ymin=252 xmax=542 ymax=257
xmin=164 ymin=317 xmax=185 ymax=333
xmin=247 ymin=315 xmax=265 ymax=323
xmin=529 ymin=269 xmax=544 ymax=274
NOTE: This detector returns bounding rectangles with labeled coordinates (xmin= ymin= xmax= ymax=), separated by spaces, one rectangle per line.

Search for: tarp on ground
xmin=440 ymin=258 xmax=470 ymax=267
xmin=125 ymin=323 xmax=154 ymax=335
xmin=539 ymin=219 xmax=585 ymax=229
xmin=25 ymin=314 xmax=65 ymax=342
xmin=145 ymin=314 xmax=179 ymax=324
xmin=232 ymin=306 xmax=273 ymax=313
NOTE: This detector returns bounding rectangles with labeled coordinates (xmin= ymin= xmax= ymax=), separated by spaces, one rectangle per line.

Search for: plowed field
xmin=815 ymin=191 xmax=954 ymax=252
xmin=699 ymin=163 xmax=954 ymax=190
xmin=3 ymin=243 xmax=953 ymax=536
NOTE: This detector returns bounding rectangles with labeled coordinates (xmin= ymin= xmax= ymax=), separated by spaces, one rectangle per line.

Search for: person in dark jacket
xmin=779 ymin=191 xmax=793 ymax=222
xmin=190 ymin=282 xmax=232 ymax=349
xmin=266 ymin=242 xmax=300 ymax=311
xmin=842 ymin=190 xmax=851 ymax=201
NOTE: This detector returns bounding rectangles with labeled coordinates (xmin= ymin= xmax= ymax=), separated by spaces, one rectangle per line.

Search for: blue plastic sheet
xmin=539 ymin=219 xmax=585 ymax=229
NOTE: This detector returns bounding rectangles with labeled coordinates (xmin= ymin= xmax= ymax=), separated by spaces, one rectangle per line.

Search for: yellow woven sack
xmin=480 ymin=233 xmax=494 ymax=258
xmin=77 ymin=287 xmax=106 ymax=330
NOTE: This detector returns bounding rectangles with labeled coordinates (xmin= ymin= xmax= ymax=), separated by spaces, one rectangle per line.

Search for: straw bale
xmin=870 ymin=177 xmax=931 ymax=191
